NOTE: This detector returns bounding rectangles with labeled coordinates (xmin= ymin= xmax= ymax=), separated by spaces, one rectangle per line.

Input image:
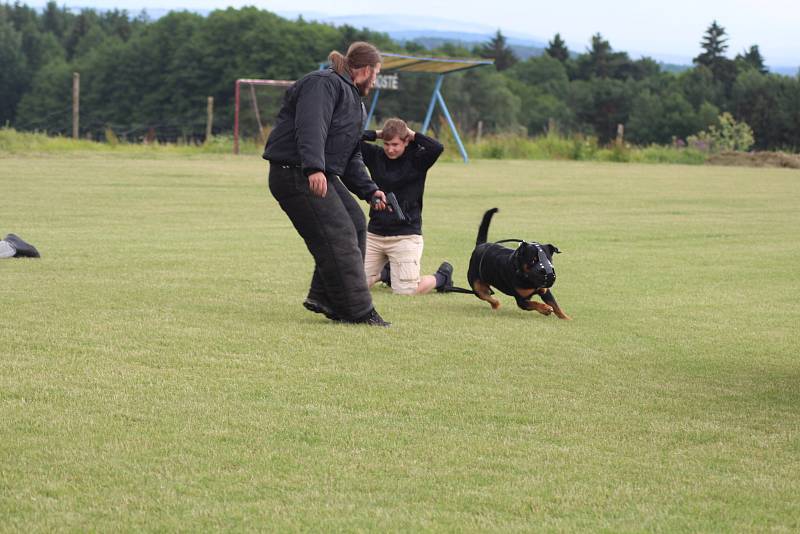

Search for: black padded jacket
xmin=262 ymin=68 xmax=377 ymax=201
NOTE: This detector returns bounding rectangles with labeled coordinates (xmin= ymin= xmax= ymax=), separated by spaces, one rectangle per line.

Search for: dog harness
xmin=478 ymin=239 xmax=555 ymax=289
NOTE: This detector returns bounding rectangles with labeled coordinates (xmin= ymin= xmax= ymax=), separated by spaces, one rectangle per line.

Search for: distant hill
xmin=769 ymin=65 xmax=798 ymax=76
xmin=390 ymin=31 xmax=546 ymax=61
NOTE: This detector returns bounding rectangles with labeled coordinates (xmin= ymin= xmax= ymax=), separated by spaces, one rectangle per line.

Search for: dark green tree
xmin=627 ymin=89 xmax=698 ymax=144
xmin=2 ymin=2 xmax=38 ymax=32
xmin=679 ymin=65 xmax=721 ymax=109
xmin=0 ymin=15 xmax=28 ymax=124
xmin=19 ymin=21 xmax=64 ymax=72
xmin=443 ymin=68 xmax=521 ymax=132
xmin=506 ymin=55 xmax=573 ymax=134
xmin=694 ymin=20 xmax=728 ymax=67
xmin=64 ymin=11 xmax=96 ymax=60
xmin=629 ymin=57 xmax=661 ymax=80
xmin=439 ymin=41 xmax=472 ymax=57
xmin=574 ymin=33 xmax=634 ymax=80
xmin=693 ymin=20 xmax=736 ymax=90
xmin=507 ymin=54 xmax=568 ymax=94
xmin=732 ymin=70 xmax=800 ymax=149
xmin=545 ymin=33 xmax=569 ymax=63
xmin=100 ymin=9 xmax=137 ymax=42
xmin=478 ymin=30 xmax=517 ymax=71
xmin=585 ymin=33 xmax=611 ymax=77
xmin=14 ymin=59 xmax=73 ymax=133
xmin=404 ymin=40 xmax=427 ymax=54
xmin=41 ymin=1 xmax=68 ymax=39
xmin=735 ymin=45 xmax=767 ymax=74
xmin=568 ymin=77 xmax=635 ymax=142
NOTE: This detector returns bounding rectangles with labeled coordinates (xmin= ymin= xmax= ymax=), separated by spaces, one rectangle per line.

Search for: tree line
xmin=1 ymin=2 xmax=799 ymax=151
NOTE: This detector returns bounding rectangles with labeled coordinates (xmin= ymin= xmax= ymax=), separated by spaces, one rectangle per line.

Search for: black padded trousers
xmin=268 ymin=164 xmax=373 ymax=320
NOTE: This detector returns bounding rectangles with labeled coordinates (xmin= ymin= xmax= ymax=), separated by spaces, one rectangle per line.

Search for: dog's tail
xmin=476 ymin=208 xmax=499 ymax=246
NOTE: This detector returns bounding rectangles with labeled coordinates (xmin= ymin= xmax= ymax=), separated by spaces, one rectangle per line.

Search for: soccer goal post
xmin=233 ymin=78 xmax=294 ymax=155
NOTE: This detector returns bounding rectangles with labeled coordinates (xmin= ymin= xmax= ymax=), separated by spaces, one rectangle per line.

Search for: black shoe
xmin=347 ymin=308 xmax=391 ymax=327
xmin=4 ymin=234 xmax=40 ymax=258
xmin=302 ymin=298 xmax=339 ymax=320
xmin=379 ymin=263 xmax=391 ymax=287
xmin=435 ymin=261 xmax=453 ymax=292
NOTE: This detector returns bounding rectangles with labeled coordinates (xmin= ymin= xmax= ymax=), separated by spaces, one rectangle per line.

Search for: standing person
xmin=361 ymin=118 xmax=452 ymax=295
xmin=263 ymin=42 xmax=390 ymax=326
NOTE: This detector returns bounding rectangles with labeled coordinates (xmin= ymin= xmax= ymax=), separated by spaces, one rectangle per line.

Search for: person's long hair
xmin=328 ymin=42 xmax=381 ymax=76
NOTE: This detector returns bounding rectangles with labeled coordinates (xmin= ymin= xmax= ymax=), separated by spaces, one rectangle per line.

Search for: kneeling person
xmin=361 ymin=118 xmax=452 ymax=295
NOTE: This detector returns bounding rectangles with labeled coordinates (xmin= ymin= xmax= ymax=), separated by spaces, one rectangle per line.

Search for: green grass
xmin=1 ymin=152 xmax=799 ymax=531
xmin=454 ymin=133 xmax=708 ymax=165
xmin=0 ymin=127 xmax=261 ymax=156
xmin=2 ymin=127 xmax=711 ymax=166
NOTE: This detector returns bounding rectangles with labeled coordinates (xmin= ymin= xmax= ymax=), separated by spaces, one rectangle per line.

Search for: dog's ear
xmin=512 ymin=244 xmax=527 ymax=268
xmin=545 ymin=244 xmax=561 ymax=256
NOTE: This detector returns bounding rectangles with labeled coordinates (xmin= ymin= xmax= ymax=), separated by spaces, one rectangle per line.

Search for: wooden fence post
xmin=72 ymin=72 xmax=80 ymax=139
xmin=205 ymin=96 xmax=214 ymax=142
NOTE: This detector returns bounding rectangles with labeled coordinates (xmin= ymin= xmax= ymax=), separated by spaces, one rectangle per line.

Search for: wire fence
xmin=11 ymin=86 xmax=288 ymax=145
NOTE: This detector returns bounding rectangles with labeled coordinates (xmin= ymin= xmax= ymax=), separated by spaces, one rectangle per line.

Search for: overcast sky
xmin=36 ymin=0 xmax=800 ymax=66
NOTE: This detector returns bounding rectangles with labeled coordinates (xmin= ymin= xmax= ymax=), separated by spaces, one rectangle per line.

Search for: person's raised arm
xmin=408 ymin=129 xmax=444 ymax=170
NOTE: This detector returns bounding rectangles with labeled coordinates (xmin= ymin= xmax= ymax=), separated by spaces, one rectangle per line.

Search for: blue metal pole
xmin=435 ymin=90 xmax=468 ymax=163
xmin=365 ymin=88 xmax=380 ymax=129
xmin=421 ymin=75 xmax=444 ymax=134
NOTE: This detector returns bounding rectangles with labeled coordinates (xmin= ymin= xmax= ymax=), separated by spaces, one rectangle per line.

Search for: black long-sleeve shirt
xmin=361 ymin=131 xmax=444 ymax=236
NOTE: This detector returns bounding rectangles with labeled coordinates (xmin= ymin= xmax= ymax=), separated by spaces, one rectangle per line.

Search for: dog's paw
xmin=490 ymin=300 xmax=501 ymax=310
xmin=531 ymin=302 xmax=553 ymax=315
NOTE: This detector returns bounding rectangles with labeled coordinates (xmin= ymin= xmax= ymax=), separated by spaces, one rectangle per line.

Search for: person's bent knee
xmin=389 ymin=262 xmax=420 ymax=295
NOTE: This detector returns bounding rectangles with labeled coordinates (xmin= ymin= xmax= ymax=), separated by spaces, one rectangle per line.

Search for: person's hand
xmin=370 ymin=190 xmax=387 ymax=210
xmin=376 ymin=129 xmax=383 ymax=140
xmin=308 ymin=171 xmax=327 ymax=197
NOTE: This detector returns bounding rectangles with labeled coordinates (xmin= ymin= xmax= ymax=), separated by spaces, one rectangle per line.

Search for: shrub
xmin=688 ymin=112 xmax=755 ymax=152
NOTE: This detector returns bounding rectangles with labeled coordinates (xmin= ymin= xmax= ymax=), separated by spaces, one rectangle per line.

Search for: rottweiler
xmin=466 ymin=208 xmax=570 ymax=319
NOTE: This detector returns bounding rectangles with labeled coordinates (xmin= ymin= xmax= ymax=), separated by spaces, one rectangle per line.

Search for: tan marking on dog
xmin=472 ymin=280 xmax=501 ymax=310
xmin=523 ymin=300 xmax=553 ymax=315
xmin=537 ymin=288 xmax=572 ymax=320
xmin=515 ymin=287 xmax=536 ymax=299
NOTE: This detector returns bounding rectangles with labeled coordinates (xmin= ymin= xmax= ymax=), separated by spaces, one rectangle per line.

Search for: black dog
xmin=466 ymin=208 xmax=570 ymax=319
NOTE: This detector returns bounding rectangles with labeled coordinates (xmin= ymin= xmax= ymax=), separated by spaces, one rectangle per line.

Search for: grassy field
xmin=1 ymin=153 xmax=799 ymax=531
